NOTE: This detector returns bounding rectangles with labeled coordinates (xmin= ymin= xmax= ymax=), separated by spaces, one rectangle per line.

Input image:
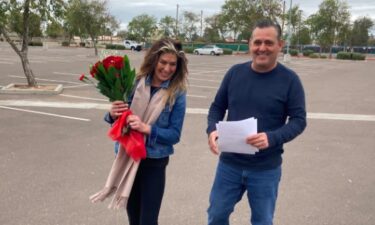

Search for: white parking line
xmin=189 ymin=78 xmax=221 ymax=83
xmin=63 ymin=84 xmax=93 ymax=89
xmin=0 ymin=105 xmax=90 ymax=121
xmin=0 ymin=61 xmax=14 ymax=64
xmin=60 ymin=94 xmax=108 ymax=101
xmin=189 ymin=69 xmax=226 ymax=74
xmin=2 ymin=100 xmax=375 ymax=122
xmin=8 ymin=75 xmax=82 ymax=85
xmin=189 ymin=84 xmax=218 ymax=89
xmin=0 ymin=100 xmax=109 ymax=110
xmin=186 ymin=108 xmax=375 ymax=122
xmin=53 ymin=72 xmax=80 ymax=76
xmin=187 ymin=94 xmax=207 ymax=98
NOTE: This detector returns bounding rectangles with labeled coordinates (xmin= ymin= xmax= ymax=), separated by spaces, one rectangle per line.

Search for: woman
xmin=104 ymin=38 xmax=188 ymax=225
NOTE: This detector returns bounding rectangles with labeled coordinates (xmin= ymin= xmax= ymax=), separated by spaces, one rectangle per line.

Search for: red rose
xmin=90 ymin=62 xmax=99 ymax=77
xmin=79 ymin=74 xmax=86 ymax=81
xmin=103 ymin=56 xmax=123 ymax=70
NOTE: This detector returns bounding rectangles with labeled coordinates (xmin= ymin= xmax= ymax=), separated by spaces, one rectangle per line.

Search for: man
xmin=206 ymin=19 xmax=307 ymax=225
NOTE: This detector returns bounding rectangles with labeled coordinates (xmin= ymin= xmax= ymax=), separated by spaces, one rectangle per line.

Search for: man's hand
xmin=246 ymin=132 xmax=269 ymax=150
xmin=109 ymin=101 xmax=128 ymax=120
xmin=208 ymin=131 xmax=219 ymax=155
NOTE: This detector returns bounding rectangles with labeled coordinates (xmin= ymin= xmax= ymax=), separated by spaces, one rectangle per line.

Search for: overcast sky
xmin=107 ymin=0 xmax=375 ymax=30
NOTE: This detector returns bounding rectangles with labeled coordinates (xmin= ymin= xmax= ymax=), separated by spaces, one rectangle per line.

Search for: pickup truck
xmin=123 ymin=40 xmax=142 ymax=51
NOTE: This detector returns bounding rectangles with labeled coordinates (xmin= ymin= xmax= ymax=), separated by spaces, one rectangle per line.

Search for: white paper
xmin=216 ymin=118 xmax=258 ymax=155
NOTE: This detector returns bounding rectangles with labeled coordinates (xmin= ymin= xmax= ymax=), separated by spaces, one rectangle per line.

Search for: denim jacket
xmin=104 ymin=75 xmax=186 ymax=158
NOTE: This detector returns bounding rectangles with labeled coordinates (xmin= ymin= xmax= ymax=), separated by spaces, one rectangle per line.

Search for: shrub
xmin=79 ymin=42 xmax=85 ymax=47
xmin=336 ymin=52 xmax=351 ymax=60
xmin=309 ymin=53 xmax=319 ymax=58
xmin=336 ymin=52 xmax=366 ymax=60
xmin=303 ymin=49 xmax=314 ymax=56
xmin=61 ymin=41 xmax=69 ymax=46
xmin=183 ymin=47 xmax=194 ymax=54
xmin=290 ymin=49 xmax=299 ymax=56
xmin=223 ymin=48 xmax=233 ymax=55
xmin=28 ymin=41 xmax=43 ymax=46
xmin=352 ymin=53 xmax=366 ymax=60
xmin=320 ymin=55 xmax=327 ymax=59
xmin=105 ymin=44 xmax=126 ymax=50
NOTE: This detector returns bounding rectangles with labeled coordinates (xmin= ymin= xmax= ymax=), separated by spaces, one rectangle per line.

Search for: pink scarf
xmin=90 ymin=77 xmax=167 ymax=209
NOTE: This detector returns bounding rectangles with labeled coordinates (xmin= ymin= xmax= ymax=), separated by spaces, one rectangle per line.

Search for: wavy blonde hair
xmin=137 ymin=38 xmax=188 ymax=106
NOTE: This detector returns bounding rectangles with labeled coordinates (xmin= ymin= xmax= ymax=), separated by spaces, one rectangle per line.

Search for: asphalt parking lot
xmin=1 ymin=42 xmax=375 ymax=225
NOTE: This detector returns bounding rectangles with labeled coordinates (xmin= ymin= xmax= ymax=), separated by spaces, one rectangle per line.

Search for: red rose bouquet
xmin=80 ymin=55 xmax=136 ymax=102
xmin=80 ymin=55 xmax=145 ymax=161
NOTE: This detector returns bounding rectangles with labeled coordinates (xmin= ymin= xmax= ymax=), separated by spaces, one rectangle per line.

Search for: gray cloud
xmin=108 ymin=0 xmax=375 ymax=30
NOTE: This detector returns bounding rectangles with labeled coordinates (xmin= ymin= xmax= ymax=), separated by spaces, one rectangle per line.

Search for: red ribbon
xmin=108 ymin=110 xmax=147 ymax=161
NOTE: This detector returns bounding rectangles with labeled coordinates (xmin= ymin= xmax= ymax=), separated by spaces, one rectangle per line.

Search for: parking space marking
xmin=53 ymin=72 xmax=80 ymax=76
xmin=189 ymin=69 xmax=226 ymax=74
xmin=186 ymin=108 xmax=375 ymax=122
xmin=8 ymin=75 xmax=82 ymax=84
xmin=0 ymin=105 xmax=90 ymax=121
xmin=187 ymin=94 xmax=207 ymax=99
xmin=0 ymin=100 xmax=109 ymax=110
xmin=0 ymin=61 xmax=14 ymax=65
xmin=63 ymin=84 xmax=92 ymax=89
xmin=189 ymin=78 xmax=221 ymax=83
xmin=189 ymin=84 xmax=218 ymax=89
xmin=1 ymin=100 xmax=375 ymax=122
xmin=60 ymin=94 xmax=108 ymax=101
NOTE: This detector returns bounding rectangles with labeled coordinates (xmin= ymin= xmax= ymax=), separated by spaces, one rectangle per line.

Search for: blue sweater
xmin=207 ymin=61 xmax=306 ymax=170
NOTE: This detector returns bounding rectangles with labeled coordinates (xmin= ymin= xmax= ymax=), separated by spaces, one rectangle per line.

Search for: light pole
xmin=200 ymin=10 xmax=203 ymax=37
xmin=175 ymin=4 xmax=179 ymax=38
xmin=284 ymin=0 xmax=292 ymax=62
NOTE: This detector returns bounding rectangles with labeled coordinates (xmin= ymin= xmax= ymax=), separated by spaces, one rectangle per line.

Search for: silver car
xmin=193 ymin=45 xmax=224 ymax=56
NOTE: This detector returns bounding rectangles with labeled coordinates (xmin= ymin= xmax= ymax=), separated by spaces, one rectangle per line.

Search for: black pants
xmin=126 ymin=157 xmax=169 ymax=225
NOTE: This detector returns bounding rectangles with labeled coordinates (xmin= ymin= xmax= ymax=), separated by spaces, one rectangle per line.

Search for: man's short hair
xmin=252 ymin=19 xmax=282 ymax=40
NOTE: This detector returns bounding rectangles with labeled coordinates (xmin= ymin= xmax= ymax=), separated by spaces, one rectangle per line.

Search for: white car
xmin=123 ymin=40 xmax=142 ymax=51
xmin=193 ymin=45 xmax=223 ymax=56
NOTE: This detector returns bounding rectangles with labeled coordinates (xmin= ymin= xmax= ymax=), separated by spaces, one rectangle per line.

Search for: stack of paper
xmin=216 ymin=117 xmax=258 ymax=155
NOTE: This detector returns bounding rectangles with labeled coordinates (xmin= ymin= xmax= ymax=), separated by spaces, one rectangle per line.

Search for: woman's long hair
xmin=137 ymin=38 xmax=188 ymax=106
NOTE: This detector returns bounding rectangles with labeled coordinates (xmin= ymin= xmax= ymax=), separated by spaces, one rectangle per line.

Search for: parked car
xmin=193 ymin=45 xmax=223 ymax=56
xmin=123 ymin=40 xmax=142 ymax=51
xmin=302 ymin=44 xmax=321 ymax=53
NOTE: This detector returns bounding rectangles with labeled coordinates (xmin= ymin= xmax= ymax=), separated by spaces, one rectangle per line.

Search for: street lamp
xmin=284 ymin=0 xmax=292 ymax=62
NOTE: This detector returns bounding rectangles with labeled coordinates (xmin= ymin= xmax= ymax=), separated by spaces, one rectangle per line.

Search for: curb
xmin=0 ymin=83 xmax=64 ymax=95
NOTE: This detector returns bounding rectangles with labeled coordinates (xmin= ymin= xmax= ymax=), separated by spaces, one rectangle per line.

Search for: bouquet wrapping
xmin=80 ymin=55 xmax=146 ymax=161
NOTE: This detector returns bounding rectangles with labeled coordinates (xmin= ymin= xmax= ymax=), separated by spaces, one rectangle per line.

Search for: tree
xmin=46 ymin=20 xmax=64 ymax=38
xmin=116 ymin=29 xmax=128 ymax=39
xmin=220 ymin=0 xmax=283 ymax=41
xmin=307 ymin=0 xmax=351 ymax=57
xmin=182 ymin=11 xmax=199 ymax=41
xmin=204 ymin=14 xmax=225 ymax=42
xmin=159 ymin=16 xmax=176 ymax=37
xmin=9 ymin=10 xmax=43 ymax=38
xmin=291 ymin=26 xmax=311 ymax=46
xmin=128 ymin=14 xmax=157 ymax=42
xmin=258 ymin=0 xmax=283 ymax=22
xmin=103 ymin=15 xmax=119 ymax=43
xmin=65 ymin=0 xmax=113 ymax=56
xmin=220 ymin=0 xmax=249 ymax=41
xmin=351 ymin=17 xmax=374 ymax=46
xmin=0 ymin=0 xmax=65 ymax=87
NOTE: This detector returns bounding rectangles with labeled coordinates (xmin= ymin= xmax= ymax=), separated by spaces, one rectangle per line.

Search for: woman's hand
xmin=127 ymin=115 xmax=151 ymax=134
xmin=109 ymin=101 xmax=128 ymax=120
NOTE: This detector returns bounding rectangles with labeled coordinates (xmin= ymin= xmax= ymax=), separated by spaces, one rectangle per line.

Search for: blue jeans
xmin=207 ymin=161 xmax=282 ymax=225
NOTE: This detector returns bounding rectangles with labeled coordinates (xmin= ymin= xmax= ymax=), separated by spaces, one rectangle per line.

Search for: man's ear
xmin=278 ymin=39 xmax=285 ymax=49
